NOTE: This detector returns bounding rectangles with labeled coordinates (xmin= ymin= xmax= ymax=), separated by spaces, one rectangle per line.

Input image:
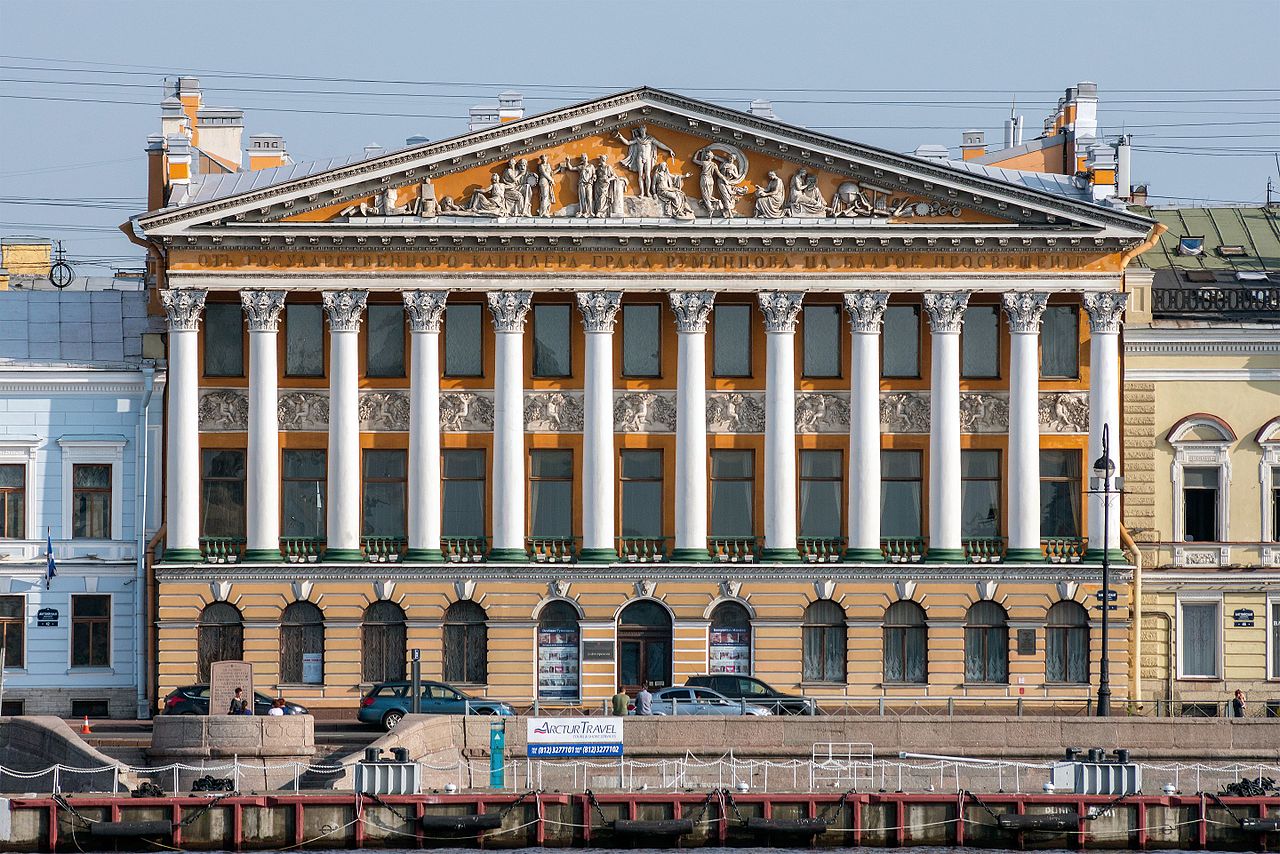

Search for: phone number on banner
xmin=527 ymin=743 xmax=624 ymax=757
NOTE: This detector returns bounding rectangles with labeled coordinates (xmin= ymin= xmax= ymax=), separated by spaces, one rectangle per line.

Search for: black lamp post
xmin=1089 ymin=423 xmax=1123 ymax=717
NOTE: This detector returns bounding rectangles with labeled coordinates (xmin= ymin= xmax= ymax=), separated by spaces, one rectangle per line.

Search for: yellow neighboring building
xmin=1124 ymin=206 xmax=1280 ymax=714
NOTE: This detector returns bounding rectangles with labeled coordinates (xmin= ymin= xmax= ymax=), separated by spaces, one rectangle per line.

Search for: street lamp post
xmin=1089 ymin=423 xmax=1123 ymax=717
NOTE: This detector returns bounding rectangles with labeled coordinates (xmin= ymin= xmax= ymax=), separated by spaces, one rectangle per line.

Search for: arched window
xmin=1046 ymin=600 xmax=1089 ymax=684
xmin=280 ymin=601 xmax=324 ymax=684
xmin=443 ymin=601 xmax=488 ymax=685
xmin=197 ymin=602 xmax=243 ymax=682
xmin=537 ymin=601 xmax=580 ymax=702
xmin=964 ymin=600 xmax=1008 ymax=683
xmin=802 ymin=599 xmax=846 ymax=683
xmin=883 ymin=600 xmax=927 ymax=684
xmin=709 ymin=602 xmax=752 ymax=675
xmin=362 ymin=600 xmax=406 ymax=684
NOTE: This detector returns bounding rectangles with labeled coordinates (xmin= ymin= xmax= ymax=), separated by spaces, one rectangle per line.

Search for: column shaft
xmin=924 ymin=292 xmax=969 ymax=562
xmin=323 ymin=290 xmax=367 ymax=561
xmin=1003 ymin=291 xmax=1048 ymax=562
xmin=760 ymin=292 xmax=802 ymax=561
xmin=670 ymin=291 xmax=715 ymax=562
xmin=577 ymin=291 xmax=621 ymax=562
xmin=405 ymin=291 xmax=447 ymax=562
xmin=844 ymin=292 xmax=889 ymax=561
xmin=242 ymin=290 xmax=286 ymax=561
xmin=488 ymin=292 xmax=532 ymax=561
xmin=1084 ymin=291 xmax=1127 ymax=561
xmin=159 ymin=289 xmax=206 ymax=561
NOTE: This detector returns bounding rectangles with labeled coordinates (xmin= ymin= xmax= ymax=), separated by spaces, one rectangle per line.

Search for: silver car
xmin=645 ymin=686 xmax=773 ymax=716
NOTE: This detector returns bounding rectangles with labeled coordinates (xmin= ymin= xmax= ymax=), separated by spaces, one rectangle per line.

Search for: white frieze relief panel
xmin=707 ymin=392 xmax=766 ymax=434
xmin=198 ymin=389 xmax=249 ymax=432
xmin=277 ymin=391 xmax=329 ymax=431
xmin=960 ymin=392 xmax=1009 ymax=433
xmin=879 ymin=392 xmax=930 ymax=434
xmin=525 ymin=391 xmax=584 ymax=433
xmin=1175 ymin=546 xmax=1229 ymax=568
xmin=795 ymin=392 xmax=850 ymax=433
xmin=440 ymin=391 xmax=494 ymax=433
xmin=359 ymin=390 xmax=410 ymax=431
xmin=1038 ymin=391 xmax=1089 ymax=434
xmin=614 ymin=391 xmax=677 ymax=433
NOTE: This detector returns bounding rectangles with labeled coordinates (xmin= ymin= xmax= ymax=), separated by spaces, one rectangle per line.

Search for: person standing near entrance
xmin=1231 ymin=689 xmax=1247 ymax=718
xmin=635 ymin=682 xmax=654 ymax=716
xmin=228 ymin=687 xmax=250 ymax=715
xmin=611 ymin=688 xmax=629 ymax=717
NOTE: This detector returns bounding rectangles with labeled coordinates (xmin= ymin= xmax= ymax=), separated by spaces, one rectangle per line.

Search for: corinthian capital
xmin=487 ymin=290 xmax=533 ymax=333
xmin=668 ymin=291 xmax=715 ymax=333
xmin=1001 ymin=291 xmax=1048 ymax=333
xmin=241 ymin=290 xmax=287 ymax=332
xmin=321 ymin=290 xmax=369 ymax=333
xmin=403 ymin=290 xmax=448 ymax=333
xmin=758 ymin=291 xmax=804 ymax=333
xmin=1082 ymin=290 xmax=1128 ymax=334
xmin=922 ymin=291 xmax=971 ymax=334
xmin=159 ymin=288 xmax=207 ymax=332
xmin=842 ymin=291 xmax=889 ymax=333
xmin=576 ymin=291 xmax=622 ymax=333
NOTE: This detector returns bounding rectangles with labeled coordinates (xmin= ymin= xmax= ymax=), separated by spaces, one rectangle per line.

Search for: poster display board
xmin=537 ymin=624 xmax=580 ymax=702
xmin=209 ymin=661 xmax=254 ymax=716
xmin=708 ymin=626 xmax=750 ymax=674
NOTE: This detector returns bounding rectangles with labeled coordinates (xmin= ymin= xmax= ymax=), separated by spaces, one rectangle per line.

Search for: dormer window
xmin=1217 ymin=245 xmax=1247 ymax=258
xmin=1177 ymin=237 xmax=1204 ymax=256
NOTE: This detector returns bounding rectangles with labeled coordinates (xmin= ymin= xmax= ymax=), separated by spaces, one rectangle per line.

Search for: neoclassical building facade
xmin=132 ymin=88 xmax=1157 ymax=712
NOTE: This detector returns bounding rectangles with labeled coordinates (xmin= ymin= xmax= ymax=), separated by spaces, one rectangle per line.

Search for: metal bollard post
xmin=1016 ymin=697 xmax=1024 ymax=717
xmin=947 ymin=697 xmax=955 ymax=717
xmin=878 ymin=697 xmax=886 ymax=715
xmin=411 ymin=650 xmax=421 ymax=715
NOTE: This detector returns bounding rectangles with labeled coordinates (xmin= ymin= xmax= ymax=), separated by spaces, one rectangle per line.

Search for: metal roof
xmin=0 ymin=289 xmax=161 ymax=367
xmin=942 ymin=159 xmax=1091 ymax=202
xmin=180 ymin=152 xmax=376 ymax=207
xmin=1130 ymin=206 xmax=1280 ymax=274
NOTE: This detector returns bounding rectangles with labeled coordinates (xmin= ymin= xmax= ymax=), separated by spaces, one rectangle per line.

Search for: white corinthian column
xmin=321 ymin=290 xmax=368 ymax=561
xmin=159 ymin=288 xmax=207 ymax=561
xmin=487 ymin=291 xmax=533 ymax=562
xmin=404 ymin=290 xmax=448 ymax=562
xmin=241 ymin=289 xmax=287 ymax=561
xmin=577 ymin=291 xmax=622 ymax=563
xmin=843 ymin=291 xmax=889 ymax=561
xmin=1002 ymin=291 xmax=1049 ymax=562
xmin=759 ymin=291 xmax=804 ymax=561
xmin=1083 ymin=290 xmax=1127 ymax=562
xmin=923 ymin=291 xmax=970 ymax=562
xmin=669 ymin=291 xmax=715 ymax=562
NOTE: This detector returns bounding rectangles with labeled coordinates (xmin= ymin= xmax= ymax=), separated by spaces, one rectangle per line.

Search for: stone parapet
xmin=148 ymin=715 xmax=316 ymax=791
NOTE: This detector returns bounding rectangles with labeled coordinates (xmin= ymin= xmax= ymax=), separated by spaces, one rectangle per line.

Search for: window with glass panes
xmin=960 ymin=305 xmax=999 ymax=378
xmin=285 ymin=304 xmax=324 ymax=377
xmin=529 ymin=450 xmax=573 ymax=538
xmin=799 ymin=450 xmax=842 ymax=539
xmin=882 ymin=600 xmax=926 ymax=684
xmin=619 ymin=450 xmax=663 ymax=539
xmin=713 ymin=304 xmax=752 ymax=377
xmin=1183 ymin=467 xmax=1220 ymax=542
xmin=282 ymin=450 xmax=326 ymax=538
xmin=882 ymin=305 xmax=920 ymax=378
xmin=365 ymin=304 xmax=405 ymax=377
xmin=963 ymin=600 xmax=1008 ymax=683
xmin=71 ymin=594 xmax=110 ymax=667
xmin=1045 ymin=600 xmax=1089 ymax=683
xmin=802 ymin=599 xmax=846 ymax=683
xmin=532 ymin=304 xmax=572 ymax=377
xmin=1179 ymin=600 xmax=1220 ymax=678
xmin=203 ymin=302 xmax=244 ymax=377
xmin=362 ymin=450 xmax=407 ymax=538
xmin=200 ymin=449 xmax=245 ymax=538
xmin=621 ymin=304 xmax=661 ymax=377
xmin=0 ymin=595 xmax=23 ymax=669
xmin=71 ymin=464 xmax=111 ymax=539
xmin=710 ymin=450 xmax=754 ymax=537
xmin=1040 ymin=305 xmax=1079 ymax=378
xmin=442 ymin=450 xmax=485 ymax=538
xmin=803 ymin=305 xmax=841 ymax=378
xmin=960 ymin=450 xmax=1000 ymax=538
xmin=0 ymin=464 xmax=24 ymax=538
xmin=1039 ymin=451 xmax=1081 ymax=538
xmin=444 ymin=303 xmax=483 ymax=377
xmin=881 ymin=450 xmax=923 ymax=538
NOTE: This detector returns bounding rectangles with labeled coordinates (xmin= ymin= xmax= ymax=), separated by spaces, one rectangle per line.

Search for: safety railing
xmin=199 ymin=537 xmax=245 ymax=564
xmin=1042 ymin=536 xmax=1087 ymax=563
xmin=1154 ymin=285 xmax=1280 ymax=315
xmin=797 ymin=537 xmax=845 ymax=563
xmin=442 ymin=537 xmax=488 ymax=562
xmin=527 ymin=537 xmax=577 ymax=563
xmin=963 ymin=537 xmax=1006 ymax=563
xmin=280 ymin=537 xmax=324 ymax=563
xmin=617 ymin=536 xmax=668 ymax=562
xmin=881 ymin=537 xmax=926 ymax=563
xmin=708 ymin=537 xmax=757 ymax=562
xmin=361 ymin=536 xmax=406 ymax=562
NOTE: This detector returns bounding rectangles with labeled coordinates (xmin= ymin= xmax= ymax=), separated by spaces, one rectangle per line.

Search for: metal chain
xmin=497 ymin=790 xmax=540 ymax=819
xmin=359 ymin=791 xmax=415 ymax=826
xmin=176 ymin=791 xmax=235 ymax=829
xmin=52 ymin=794 xmax=103 ymax=827
xmin=583 ymin=789 xmax=611 ymax=826
xmin=817 ymin=787 xmax=858 ymax=825
xmin=963 ymin=789 xmax=1000 ymax=821
xmin=684 ymin=789 xmax=718 ymax=826
xmin=721 ymin=787 xmax=748 ymax=825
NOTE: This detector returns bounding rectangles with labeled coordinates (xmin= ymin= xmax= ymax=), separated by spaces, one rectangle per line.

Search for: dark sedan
xmin=684 ymin=675 xmax=815 ymax=715
xmin=162 ymin=685 xmax=308 ymax=716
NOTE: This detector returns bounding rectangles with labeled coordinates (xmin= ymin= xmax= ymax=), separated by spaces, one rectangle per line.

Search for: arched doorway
xmin=617 ymin=600 xmax=672 ymax=692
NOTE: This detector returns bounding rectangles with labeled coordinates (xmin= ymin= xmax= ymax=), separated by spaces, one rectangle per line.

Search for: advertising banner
xmin=526 ymin=717 xmax=624 ymax=757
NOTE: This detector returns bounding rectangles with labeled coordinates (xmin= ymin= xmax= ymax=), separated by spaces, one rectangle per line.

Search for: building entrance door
xmin=617 ymin=600 xmax=672 ymax=692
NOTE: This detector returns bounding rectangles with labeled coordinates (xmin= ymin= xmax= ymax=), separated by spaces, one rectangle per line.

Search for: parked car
xmin=684 ymin=675 xmax=814 ymax=715
xmin=634 ymin=686 xmax=773 ymax=716
xmin=162 ymin=685 xmax=309 ymax=716
xmin=358 ymin=681 xmax=516 ymax=730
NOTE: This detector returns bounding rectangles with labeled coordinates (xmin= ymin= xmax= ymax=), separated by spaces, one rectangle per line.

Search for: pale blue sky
xmin=1 ymin=0 xmax=1277 ymax=272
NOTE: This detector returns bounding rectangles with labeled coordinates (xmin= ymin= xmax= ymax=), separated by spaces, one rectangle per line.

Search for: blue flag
xmin=46 ymin=530 xmax=57 ymax=590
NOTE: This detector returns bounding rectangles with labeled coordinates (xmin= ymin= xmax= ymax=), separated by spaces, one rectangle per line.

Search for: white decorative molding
xmin=525 ymin=391 xmax=584 ymax=433
xmin=278 ymin=391 xmax=329 ymax=431
xmin=159 ymin=288 xmax=207 ymax=332
xmin=1082 ymin=290 xmax=1127 ymax=334
xmin=486 ymin=290 xmax=533 ymax=333
xmin=292 ymin=579 xmax=314 ymax=602
xmin=440 ymin=391 xmax=495 ymax=432
xmin=1056 ymin=580 xmax=1080 ymax=601
xmin=843 ymin=291 xmax=889 ymax=333
xmin=720 ymin=579 xmax=742 ymax=599
xmin=707 ymin=391 xmax=765 ymax=433
xmin=975 ymin=580 xmax=998 ymax=601
xmin=634 ymin=579 xmax=656 ymax=598
xmin=454 ymin=579 xmax=476 ymax=601
xmin=1175 ymin=546 xmax=1230 ymax=569
xmin=669 ymin=291 xmax=715 ymax=333
xmin=321 ymin=289 xmax=368 ymax=333
xmin=1001 ymin=291 xmax=1048 ymax=333
xmin=795 ymin=392 xmax=850 ymax=433
xmin=241 ymin=290 xmax=287 ymax=332
xmin=813 ymin=579 xmax=836 ymax=601
xmin=359 ymin=390 xmax=411 ymax=431
xmin=199 ymin=389 xmax=249 ymax=431
xmin=880 ymin=391 xmax=930 ymax=433
xmin=614 ymin=391 xmax=676 ymax=433
xmin=210 ymin=580 xmax=232 ymax=602
xmin=374 ymin=579 xmax=396 ymax=601
xmin=1169 ymin=430 xmax=1232 ymax=544
xmin=57 ymin=435 xmax=127 ymax=542
xmin=575 ymin=291 xmax=622 ymax=333
xmin=1038 ymin=391 xmax=1089 ymax=434
xmin=959 ymin=392 xmax=1008 ymax=433
xmin=922 ymin=291 xmax=970 ymax=334
xmin=894 ymin=579 xmax=917 ymax=601
xmin=547 ymin=579 xmax=569 ymax=598
xmin=403 ymin=290 xmax=448 ymax=333
xmin=758 ymin=291 xmax=804 ymax=333
xmin=0 ymin=437 xmax=41 ymax=542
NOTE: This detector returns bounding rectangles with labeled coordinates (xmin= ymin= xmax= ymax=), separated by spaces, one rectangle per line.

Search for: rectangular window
xmin=529 ymin=450 xmax=573 ymax=537
xmin=622 ymin=304 xmax=661 ymax=377
xmin=1184 ymin=467 xmax=1220 ymax=542
xmin=200 ymin=449 xmax=246 ymax=538
xmin=619 ymin=450 xmax=663 ymax=539
xmin=71 ymin=464 xmax=111 ymax=539
xmin=1040 ymin=305 xmax=1079 ymax=378
xmin=442 ymin=450 xmax=486 ymax=538
xmin=1180 ymin=601 xmax=1220 ymax=678
xmin=799 ymin=450 xmax=842 ymax=539
xmin=362 ymin=450 xmax=407 ymax=538
xmin=203 ymin=303 xmax=244 ymax=377
xmin=961 ymin=450 xmax=1001 ymax=538
xmin=1271 ymin=601 xmax=1280 ymax=680
xmin=444 ymin=303 xmax=483 ymax=377
xmin=0 ymin=595 xmax=23 ymax=669
xmin=961 ymin=305 xmax=999 ymax=378
xmin=1272 ymin=469 xmax=1280 ymax=542
xmin=803 ymin=305 xmax=841 ymax=378
xmin=71 ymin=594 xmax=110 ymax=668
xmin=532 ymin=304 xmax=572 ymax=378
xmin=881 ymin=450 xmax=922 ymax=538
xmin=285 ymin=304 xmax=324 ymax=377
xmin=1040 ymin=450 xmax=1082 ymax=538
xmin=0 ymin=464 xmax=24 ymax=539
xmin=882 ymin=305 xmax=920 ymax=378
xmin=282 ymin=450 xmax=326 ymax=538
xmin=713 ymin=304 xmax=752 ymax=377
xmin=710 ymin=450 xmax=754 ymax=537
xmin=365 ymin=304 xmax=405 ymax=378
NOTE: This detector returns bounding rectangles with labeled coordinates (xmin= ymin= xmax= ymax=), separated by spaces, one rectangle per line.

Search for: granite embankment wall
xmin=0 ymin=717 xmax=134 ymax=793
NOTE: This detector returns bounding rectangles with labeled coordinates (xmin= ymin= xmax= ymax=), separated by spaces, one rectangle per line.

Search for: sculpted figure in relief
xmin=413 ymin=178 xmax=438 ymax=217
xmin=616 ymin=125 xmax=675 ymax=198
xmin=535 ymin=155 xmax=555 ymax=217
xmin=693 ymin=146 xmax=748 ymax=218
xmin=339 ymin=185 xmax=412 ymax=217
xmin=615 ymin=392 xmax=677 ymax=433
xmin=787 ymin=169 xmax=830 ymax=217
xmin=652 ymin=162 xmax=694 ymax=220
xmin=465 ymin=173 xmax=509 ymax=216
xmin=593 ymin=155 xmax=627 ymax=217
xmin=557 ymin=154 xmax=596 ymax=217
xmin=753 ymin=171 xmax=786 ymax=218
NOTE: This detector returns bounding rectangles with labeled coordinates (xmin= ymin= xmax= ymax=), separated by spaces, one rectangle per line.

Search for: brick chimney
xmin=498 ymin=91 xmax=524 ymax=122
xmin=960 ymin=130 xmax=986 ymax=160
xmin=247 ymin=133 xmax=290 ymax=170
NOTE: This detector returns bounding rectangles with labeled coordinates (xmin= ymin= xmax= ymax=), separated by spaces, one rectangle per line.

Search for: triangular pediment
xmin=136 ymin=87 xmax=1153 ymax=241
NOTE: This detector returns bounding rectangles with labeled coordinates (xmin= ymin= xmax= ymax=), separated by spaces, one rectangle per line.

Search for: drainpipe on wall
xmin=134 ymin=363 xmax=156 ymax=719
xmin=1120 ymin=525 xmax=1142 ymax=709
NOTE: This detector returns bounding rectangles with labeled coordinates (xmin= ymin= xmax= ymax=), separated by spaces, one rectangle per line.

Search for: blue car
xmin=357 ymin=680 xmax=516 ymax=730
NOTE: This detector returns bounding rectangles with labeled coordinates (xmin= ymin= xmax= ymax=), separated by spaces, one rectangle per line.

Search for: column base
xmin=322 ymin=547 xmax=365 ymax=562
xmin=161 ymin=547 xmax=203 ymax=563
xmin=243 ymin=548 xmax=283 ymax=562
xmin=670 ymin=547 xmax=711 ymax=563
xmin=404 ymin=548 xmax=444 ymax=563
xmin=578 ymin=548 xmax=619 ymax=563
xmin=487 ymin=547 xmax=530 ymax=562
xmin=1084 ymin=548 xmax=1129 ymax=564
xmin=843 ymin=547 xmax=884 ymax=563
xmin=1005 ymin=547 xmax=1046 ymax=562
xmin=925 ymin=547 xmax=967 ymax=563
xmin=760 ymin=547 xmax=801 ymax=563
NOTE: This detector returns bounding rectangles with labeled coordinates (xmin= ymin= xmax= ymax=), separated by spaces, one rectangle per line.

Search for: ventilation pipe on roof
xmin=1073 ymin=82 xmax=1099 ymax=142
xmin=248 ymin=133 xmax=289 ymax=171
xmin=469 ymin=105 xmax=500 ymax=132
xmin=1116 ymin=134 xmax=1132 ymax=201
xmin=1003 ymin=107 xmax=1024 ymax=149
xmin=498 ymin=91 xmax=524 ymax=122
xmin=749 ymin=98 xmax=777 ymax=119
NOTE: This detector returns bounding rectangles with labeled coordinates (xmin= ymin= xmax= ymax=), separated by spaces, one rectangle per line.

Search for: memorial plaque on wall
xmin=582 ymin=641 xmax=614 ymax=662
xmin=1016 ymin=629 xmax=1037 ymax=656
xmin=209 ymin=661 xmax=255 ymax=716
